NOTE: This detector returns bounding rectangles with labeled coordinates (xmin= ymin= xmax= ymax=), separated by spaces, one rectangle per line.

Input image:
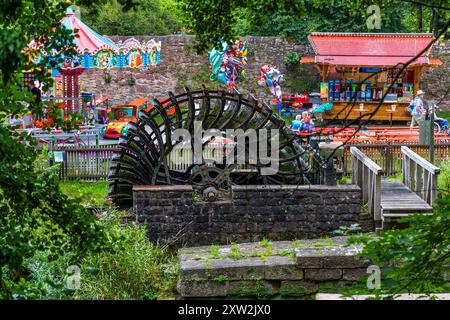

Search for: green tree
xmin=180 ymin=0 xmax=448 ymax=52
xmin=80 ymin=0 xmax=181 ymax=36
xmin=0 ymin=0 xmax=127 ymax=299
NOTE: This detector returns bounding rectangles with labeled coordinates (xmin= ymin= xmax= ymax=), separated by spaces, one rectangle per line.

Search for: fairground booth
xmin=301 ymin=33 xmax=443 ymax=122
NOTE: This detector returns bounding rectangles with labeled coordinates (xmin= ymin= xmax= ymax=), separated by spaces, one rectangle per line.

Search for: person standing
xmin=410 ymin=90 xmax=426 ymax=129
xmin=29 ymin=80 xmax=42 ymax=107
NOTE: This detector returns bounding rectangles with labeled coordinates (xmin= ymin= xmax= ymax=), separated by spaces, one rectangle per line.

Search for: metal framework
xmin=108 ymin=88 xmax=313 ymax=206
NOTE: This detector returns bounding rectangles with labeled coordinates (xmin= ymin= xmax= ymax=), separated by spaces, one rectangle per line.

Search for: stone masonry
xmin=177 ymin=237 xmax=370 ymax=299
xmin=80 ymin=35 xmax=316 ymax=106
xmin=133 ymin=184 xmax=362 ymax=245
xmin=80 ymin=35 xmax=449 ymax=111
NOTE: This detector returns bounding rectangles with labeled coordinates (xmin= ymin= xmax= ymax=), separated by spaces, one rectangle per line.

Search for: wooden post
xmin=415 ymin=165 xmax=423 ymax=199
xmin=374 ymin=173 xmax=381 ymax=222
xmin=413 ymin=66 xmax=422 ymax=96
xmin=322 ymin=65 xmax=329 ymax=82
xmin=429 ymin=102 xmax=435 ymax=164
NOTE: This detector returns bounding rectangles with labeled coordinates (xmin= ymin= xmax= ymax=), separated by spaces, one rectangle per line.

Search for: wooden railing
xmin=401 ymin=146 xmax=440 ymax=206
xmin=350 ymin=147 xmax=383 ymax=222
xmin=342 ymin=143 xmax=450 ymax=176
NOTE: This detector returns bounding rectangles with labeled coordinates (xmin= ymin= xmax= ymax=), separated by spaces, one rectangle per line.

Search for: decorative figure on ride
xmin=291 ymin=114 xmax=303 ymax=132
xmin=129 ymin=51 xmax=143 ymax=68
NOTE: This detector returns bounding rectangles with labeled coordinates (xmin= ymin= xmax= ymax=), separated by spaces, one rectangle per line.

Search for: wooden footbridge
xmin=351 ymin=146 xmax=440 ymax=230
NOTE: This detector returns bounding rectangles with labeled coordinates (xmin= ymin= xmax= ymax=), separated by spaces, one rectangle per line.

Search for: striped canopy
xmin=59 ymin=7 xmax=119 ymax=54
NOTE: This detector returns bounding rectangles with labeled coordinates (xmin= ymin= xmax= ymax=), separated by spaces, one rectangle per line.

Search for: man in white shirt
xmin=410 ymin=90 xmax=426 ymax=129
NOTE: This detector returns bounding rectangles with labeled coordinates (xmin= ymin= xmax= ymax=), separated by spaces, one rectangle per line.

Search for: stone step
xmin=177 ymin=236 xmax=370 ymax=298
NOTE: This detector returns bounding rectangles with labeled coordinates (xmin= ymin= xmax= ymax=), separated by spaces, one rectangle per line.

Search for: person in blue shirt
xmin=291 ymin=115 xmax=302 ymax=131
xmin=299 ymin=111 xmax=315 ymax=132
xmin=410 ymin=90 xmax=426 ymax=129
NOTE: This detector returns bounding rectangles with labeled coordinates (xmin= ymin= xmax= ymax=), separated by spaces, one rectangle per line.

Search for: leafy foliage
xmin=179 ymin=0 xmax=304 ymax=52
xmin=284 ymin=51 xmax=301 ymax=70
xmin=348 ymin=195 xmax=450 ymax=297
xmin=0 ymin=0 xmax=134 ymax=299
xmin=80 ymin=0 xmax=181 ymax=36
xmin=179 ymin=0 xmax=448 ymax=52
xmin=74 ymin=210 xmax=178 ymax=300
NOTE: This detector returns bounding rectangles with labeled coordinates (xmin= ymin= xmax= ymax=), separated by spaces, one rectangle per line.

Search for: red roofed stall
xmin=301 ymin=33 xmax=443 ymax=122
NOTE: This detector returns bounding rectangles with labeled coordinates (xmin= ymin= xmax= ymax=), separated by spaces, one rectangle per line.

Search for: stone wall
xmin=133 ymin=184 xmax=362 ymax=245
xmin=421 ymin=41 xmax=450 ymax=111
xmin=177 ymin=237 xmax=369 ymax=299
xmin=80 ymin=35 xmax=449 ymax=111
xmin=79 ymin=35 xmax=317 ymax=105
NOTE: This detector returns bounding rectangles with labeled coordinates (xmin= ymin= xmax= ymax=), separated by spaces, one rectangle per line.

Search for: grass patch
xmin=386 ymin=172 xmax=403 ymax=183
xmin=59 ymin=179 xmax=108 ymax=207
xmin=313 ymin=238 xmax=336 ymax=248
xmin=279 ymin=249 xmax=296 ymax=262
xmin=280 ymin=114 xmax=295 ymax=126
xmin=436 ymin=111 xmax=450 ymax=122
xmin=208 ymin=245 xmax=221 ymax=259
xmin=438 ymin=160 xmax=450 ymax=196
xmin=75 ymin=210 xmax=178 ymax=300
xmin=227 ymin=243 xmax=245 ymax=260
xmin=213 ymin=274 xmax=229 ymax=283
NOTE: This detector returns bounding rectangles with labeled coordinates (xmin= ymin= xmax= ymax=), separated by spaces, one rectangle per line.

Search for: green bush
xmin=8 ymin=209 xmax=179 ymax=300
xmin=284 ymin=51 xmax=301 ymax=70
xmin=0 ymin=140 xmax=113 ymax=299
xmin=348 ymin=195 xmax=450 ymax=297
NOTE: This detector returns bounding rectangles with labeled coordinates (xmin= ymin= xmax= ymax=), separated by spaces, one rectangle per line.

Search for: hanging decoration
xmin=209 ymin=39 xmax=248 ymax=92
xmin=258 ymin=64 xmax=284 ymax=110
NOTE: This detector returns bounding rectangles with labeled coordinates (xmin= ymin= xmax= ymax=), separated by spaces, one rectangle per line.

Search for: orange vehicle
xmin=101 ymin=98 xmax=148 ymax=139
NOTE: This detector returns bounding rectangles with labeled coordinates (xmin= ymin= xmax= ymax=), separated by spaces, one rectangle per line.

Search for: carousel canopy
xmin=28 ymin=7 xmax=161 ymax=69
xmin=59 ymin=7 xmax=119 ymax=54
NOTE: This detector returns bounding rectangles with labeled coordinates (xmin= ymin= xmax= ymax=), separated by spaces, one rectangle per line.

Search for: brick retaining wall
xmin=133 ymin=184 xmax=363 ymax=245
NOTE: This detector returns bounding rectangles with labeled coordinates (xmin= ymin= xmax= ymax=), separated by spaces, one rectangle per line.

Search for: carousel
xmin=16 ymin=6 xmax=162 ymax=144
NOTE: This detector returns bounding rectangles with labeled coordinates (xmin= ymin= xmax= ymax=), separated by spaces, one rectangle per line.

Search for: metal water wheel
xmin=108 ymin=88 xmax=313 ymax=206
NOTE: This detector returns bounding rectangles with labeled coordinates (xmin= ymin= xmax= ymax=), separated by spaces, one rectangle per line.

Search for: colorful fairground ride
xmin=17 ymin=6 xmax=161 ymax=138
xmin=101 ymin=98 xmax=149 ymax=139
